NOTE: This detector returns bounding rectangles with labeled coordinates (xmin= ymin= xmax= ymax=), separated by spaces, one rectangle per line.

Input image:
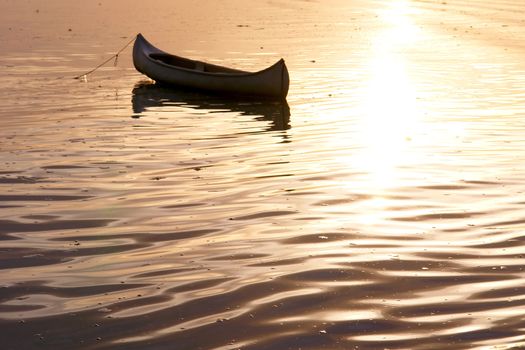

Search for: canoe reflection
xmin=131 ymin=82 xmax=291 ymax=132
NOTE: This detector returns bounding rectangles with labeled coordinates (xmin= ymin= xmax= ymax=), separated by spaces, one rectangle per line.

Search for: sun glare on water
xmin=354 ymin=0 xmax=425 ymax=192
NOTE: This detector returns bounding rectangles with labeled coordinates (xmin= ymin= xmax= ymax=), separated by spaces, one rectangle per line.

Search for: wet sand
xmin=2 ymin=0 xmax=525 ymax=349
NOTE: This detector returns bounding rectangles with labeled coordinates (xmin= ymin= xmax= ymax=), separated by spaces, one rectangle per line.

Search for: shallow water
xmin=2 ymin=0 xmax=525 ymax=349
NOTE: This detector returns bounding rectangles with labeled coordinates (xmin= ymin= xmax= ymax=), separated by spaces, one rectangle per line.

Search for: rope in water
xmin=73 ymin=35 xmax=136 ymax=80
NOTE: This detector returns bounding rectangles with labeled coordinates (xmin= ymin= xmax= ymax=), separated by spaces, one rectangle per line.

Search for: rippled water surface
xmin=2 ymin=0 xmax=525 ymax=349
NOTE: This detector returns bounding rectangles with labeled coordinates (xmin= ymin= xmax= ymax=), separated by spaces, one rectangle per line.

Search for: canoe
xmin=132 ymin=33 xmax=289 ymax=99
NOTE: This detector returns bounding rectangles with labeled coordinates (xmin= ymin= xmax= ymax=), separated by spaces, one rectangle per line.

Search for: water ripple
xmin=2 ymin=0 xmax=525 ymax=349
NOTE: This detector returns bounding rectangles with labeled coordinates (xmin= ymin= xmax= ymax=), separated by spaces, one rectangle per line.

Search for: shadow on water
xmin=131 ymin=82 xmax=291 ymax=132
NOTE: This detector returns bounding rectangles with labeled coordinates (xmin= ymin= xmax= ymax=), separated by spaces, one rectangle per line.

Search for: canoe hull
xmin=133 ymin=34 xmax=289 ymax=99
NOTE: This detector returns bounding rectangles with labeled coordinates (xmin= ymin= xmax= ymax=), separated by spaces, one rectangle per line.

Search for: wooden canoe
xmin=132 ymin=33 xmax=289 ymax=99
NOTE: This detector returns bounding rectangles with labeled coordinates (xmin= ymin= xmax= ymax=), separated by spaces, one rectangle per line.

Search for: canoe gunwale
xmin=147 ymin=55 xmax=286 ymax=78
xmin=136 ymin=34 xmax=284 ymax=78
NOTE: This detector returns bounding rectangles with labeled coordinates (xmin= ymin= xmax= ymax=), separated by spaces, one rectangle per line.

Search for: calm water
xmin=2 ymin=0 xmax=525 ymax=349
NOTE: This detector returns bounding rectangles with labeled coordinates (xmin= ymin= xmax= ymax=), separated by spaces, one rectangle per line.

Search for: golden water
xmin=1 ymin=0 xmax=525 ymax=348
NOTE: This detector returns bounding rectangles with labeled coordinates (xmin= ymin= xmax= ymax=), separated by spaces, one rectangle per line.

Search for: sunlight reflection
xmin=379 ymin=0 xmax=422 ymax=45
xmin=353 ymin=0 xmax=424 ymax=191
xmin=357 ymin=54 xmax=418 ymax=189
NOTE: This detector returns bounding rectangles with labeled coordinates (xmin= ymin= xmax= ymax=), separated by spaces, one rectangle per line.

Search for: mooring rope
xmin=73 ymin=35 xmax=136 ymax=80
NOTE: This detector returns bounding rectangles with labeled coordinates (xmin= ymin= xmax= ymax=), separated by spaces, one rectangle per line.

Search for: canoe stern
xmin=280 ymin=59 xmax=290 ymax=99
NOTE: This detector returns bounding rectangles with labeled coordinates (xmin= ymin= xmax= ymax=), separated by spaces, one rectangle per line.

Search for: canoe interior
xmin=149 ymin=53 xmax=247 ymax=74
